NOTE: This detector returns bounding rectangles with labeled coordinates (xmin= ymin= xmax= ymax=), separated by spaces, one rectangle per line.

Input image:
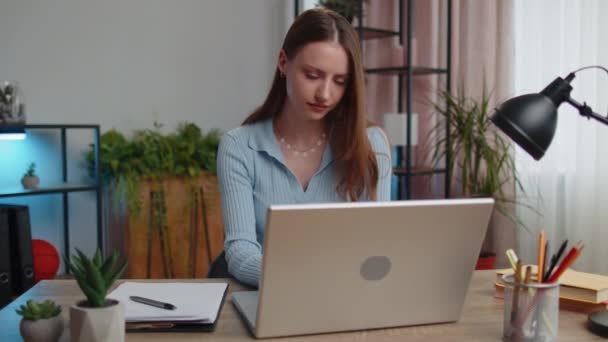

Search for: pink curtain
xmin=362 ymin=0 xmax=515 ymax=268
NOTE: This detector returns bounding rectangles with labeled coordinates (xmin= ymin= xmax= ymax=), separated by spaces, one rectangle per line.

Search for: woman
xmin=216 ymin=8 xmax=392 ymax=287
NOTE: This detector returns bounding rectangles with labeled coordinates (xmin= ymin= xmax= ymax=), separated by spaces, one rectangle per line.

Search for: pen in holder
xmin=502 ymin=273 xmax=559 ymax=342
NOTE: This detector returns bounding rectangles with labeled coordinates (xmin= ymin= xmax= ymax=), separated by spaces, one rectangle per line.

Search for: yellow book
xmin=496 ymin=266 xmax=608 ymax=303
xmin=494 ymin=282 xmax=608 ymax=314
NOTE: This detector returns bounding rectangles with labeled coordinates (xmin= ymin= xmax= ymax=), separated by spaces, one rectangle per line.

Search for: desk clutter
xmin=495 ymin=267 xmax=608 ymax=313
xmin=496 ymin=233 xmax=608 ymax=340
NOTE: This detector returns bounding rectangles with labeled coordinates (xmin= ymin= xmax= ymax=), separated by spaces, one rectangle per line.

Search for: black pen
xmin=543 ymin=239 xmax=568 ymax=282
xmin=130 ymin=296 xmax=177 ymax=310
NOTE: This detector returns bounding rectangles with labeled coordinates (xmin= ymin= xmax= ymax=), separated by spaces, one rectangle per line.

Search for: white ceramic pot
xmin=21 ymin=176 xmax=39 ymax=189
xmin=19 ymin=315 xmax=64 ymax=342
xmin=70 ymin=299 xmax=124 ymax=342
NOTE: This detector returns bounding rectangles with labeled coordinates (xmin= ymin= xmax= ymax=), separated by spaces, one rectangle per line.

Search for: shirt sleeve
xmin=216 ymin=133 xmax=262 ymax=287
xmin=367 ymin=127 xmax=392 ymax=201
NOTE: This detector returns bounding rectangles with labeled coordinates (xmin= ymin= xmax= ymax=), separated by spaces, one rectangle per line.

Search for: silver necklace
xmin=277 ymin=132 xmax=326 ymax=158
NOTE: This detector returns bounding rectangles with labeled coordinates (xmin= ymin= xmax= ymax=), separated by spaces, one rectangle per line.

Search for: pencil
xmin=542 ymin=240 xmax=549 ymax=282
xmin=524 ymin=265 xmax=532 ymax=284
xmin=537 ymin=230 xmax=545 ymax=283
xmin=506 ymin=249 xmax=518 ymax=270
xmin=511 ymin=260 xmax=522 ymax=323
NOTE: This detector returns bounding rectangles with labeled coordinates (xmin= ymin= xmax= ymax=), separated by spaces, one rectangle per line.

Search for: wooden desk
xmin=0 ymin=271 xmax=602 ymax=341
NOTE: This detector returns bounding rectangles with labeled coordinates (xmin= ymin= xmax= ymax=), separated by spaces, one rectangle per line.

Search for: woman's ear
xmin=278 ymin=49 xmax=288 ymax=75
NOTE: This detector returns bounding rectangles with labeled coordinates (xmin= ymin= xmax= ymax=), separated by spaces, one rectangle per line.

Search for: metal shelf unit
xmin=0 ymin=124 xmax=102 ymax=271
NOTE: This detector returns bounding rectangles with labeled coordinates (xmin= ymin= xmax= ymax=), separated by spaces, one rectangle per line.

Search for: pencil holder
xmin=502 ymin=274 xmax=560 ymax=342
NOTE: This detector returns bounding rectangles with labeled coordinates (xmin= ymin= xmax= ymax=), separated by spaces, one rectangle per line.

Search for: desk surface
xmin=0 ymin=271 xmax=602 ymax=341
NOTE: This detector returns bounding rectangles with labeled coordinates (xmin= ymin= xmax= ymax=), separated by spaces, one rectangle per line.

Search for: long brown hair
xmin=243 ymin=8 xmax=379 ymax=201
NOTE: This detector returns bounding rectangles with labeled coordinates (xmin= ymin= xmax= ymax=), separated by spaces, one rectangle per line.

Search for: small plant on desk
xmin=16 ymin=299 xmax=64 ymax=342
xmin=21 ymin=162 xmax=40 ymax=189
xmin=68 ymin=248 xmax=127 ymax=342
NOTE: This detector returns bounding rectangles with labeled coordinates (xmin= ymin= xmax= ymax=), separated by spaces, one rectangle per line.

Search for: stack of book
xmin=495 ymin=267 xmax=608 ymax=314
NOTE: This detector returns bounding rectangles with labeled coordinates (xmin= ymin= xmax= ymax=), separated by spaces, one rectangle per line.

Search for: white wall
xmin=0 ymin=0 xmax=289 ymax=272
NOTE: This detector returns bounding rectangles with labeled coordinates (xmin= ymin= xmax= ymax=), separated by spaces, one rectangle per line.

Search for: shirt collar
xmin=247 ymin=118 xmax=283 ymax=162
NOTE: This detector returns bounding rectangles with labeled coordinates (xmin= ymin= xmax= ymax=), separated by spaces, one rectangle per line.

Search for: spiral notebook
xmin=108 ymin=281 xmax=229 ymax=332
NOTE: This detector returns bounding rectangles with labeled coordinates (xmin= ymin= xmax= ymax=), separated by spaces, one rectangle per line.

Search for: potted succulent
xmin=429 ymin=86 xmax=532 ymax=269
xmin=68 ymin=248 xmax=127 ymax=342
xmin=21 ymin=163 xmax=40 ymax=189
xmin=16 ymin=299 xmax=64 ymax=342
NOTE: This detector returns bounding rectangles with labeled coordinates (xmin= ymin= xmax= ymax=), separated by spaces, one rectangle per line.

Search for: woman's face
xmin=279 ymin=41 xmax=349 ymax=122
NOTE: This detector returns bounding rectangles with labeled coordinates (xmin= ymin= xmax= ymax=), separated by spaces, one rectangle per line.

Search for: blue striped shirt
xmin=217 ymin=118 xmax=392 ymax=286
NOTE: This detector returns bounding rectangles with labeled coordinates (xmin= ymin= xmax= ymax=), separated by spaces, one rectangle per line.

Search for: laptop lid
xmin=254 ymin=198 xmax=494 ymax=338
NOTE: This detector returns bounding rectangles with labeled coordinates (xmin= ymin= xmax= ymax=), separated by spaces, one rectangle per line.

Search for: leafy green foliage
xmin=16 ymin=300 xmax=61 ymax=321
xmin=316 ymin=0 xmax=361 ymax=22
xmin=23 ymin=162 xmax=36 ymax=177
xmin=429 ymin=86 xmax=532 ymax=230
xmin=67 ymin=249 xmax=127 ymax=308
xmin=85 ymin=122 xmax=221 ymax=214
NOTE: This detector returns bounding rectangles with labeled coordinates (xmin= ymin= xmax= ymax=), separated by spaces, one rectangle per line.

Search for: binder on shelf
xmin=0 ymin=204 xmax=35 ymax=295
xmin=0 ymin=208 xmax=13 ymax=308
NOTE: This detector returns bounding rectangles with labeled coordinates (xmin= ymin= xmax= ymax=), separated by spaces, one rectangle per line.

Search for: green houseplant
xmin=68 ymin=248 xmax=127 ymax=342
xmin=85 ymin=122 xmax=223 ymax=279
xmin=86 ymin=122 xmax=220 ymax=215
xmin=316 ymin=0 xmax=362 ymax=22
xmin=16 ymin=300 xmax=63 ymax=342
xmin=429 ymin=86 xmax=529 ymax=267
xmin=21 ymin=162 xmax=40 ymax=189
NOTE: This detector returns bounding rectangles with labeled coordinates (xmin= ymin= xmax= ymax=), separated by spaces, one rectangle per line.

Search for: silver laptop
xmin=232 ymin=198 xmax=494 ymax=338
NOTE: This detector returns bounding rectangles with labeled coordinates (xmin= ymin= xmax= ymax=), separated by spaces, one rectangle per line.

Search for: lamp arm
xmin=566 ymin=97 xmax=608 ymax=126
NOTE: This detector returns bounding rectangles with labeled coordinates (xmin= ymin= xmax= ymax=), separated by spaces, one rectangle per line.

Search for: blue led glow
xmin=0 ymin=133 xmax=26 ymax=140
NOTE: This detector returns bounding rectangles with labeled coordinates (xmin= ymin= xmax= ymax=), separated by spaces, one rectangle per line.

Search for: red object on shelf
xmin=31 ymin=239 xmax=60 ymax=282
xmin=475 ymin=252 xmax=497 ymax=270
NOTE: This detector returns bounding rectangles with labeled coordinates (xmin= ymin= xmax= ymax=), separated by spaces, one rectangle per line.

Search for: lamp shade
xmin=491 ymin=93 xmax=558 ymax=160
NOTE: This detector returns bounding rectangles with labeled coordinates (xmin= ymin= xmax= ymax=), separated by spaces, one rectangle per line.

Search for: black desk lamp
xmin=491 ymin=65 xmax=608 ymax=160
xmin=490 ymin=65 xmax=608 ymax=337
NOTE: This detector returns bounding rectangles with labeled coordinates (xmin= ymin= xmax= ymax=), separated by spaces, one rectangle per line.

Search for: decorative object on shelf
xmin=384 ymin=113 xmax=418 ymax=147
xmin=21 ymin=163 xmax=40 ymax=190
xmin=429 ymin=85 xmax=533 ymax=268
xmin=0 ymin=80 xmax=26 ymax=140
xmin=0 ymin=81 xmax=25 ymax=124
xmin=16 ymin=299 xmax=63 ymax=342
xmin=316 ymin=0 xmax=362 ymax=22
xmin=491 ymin=65 xmax=608 ymax=337
xmin=384 ymin=112 xmax=418 ymax=200
xmin=32 ymin=239 xmax=60 ymax=282
xmin=68 ymin=248 xmax=127 ymax=342
xmin=86 ymin=122 xmax=223 ymax=279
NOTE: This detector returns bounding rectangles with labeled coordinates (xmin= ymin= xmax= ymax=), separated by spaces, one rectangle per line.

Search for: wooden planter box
xmin=104 ymin=173 xmax=224 ymax=278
